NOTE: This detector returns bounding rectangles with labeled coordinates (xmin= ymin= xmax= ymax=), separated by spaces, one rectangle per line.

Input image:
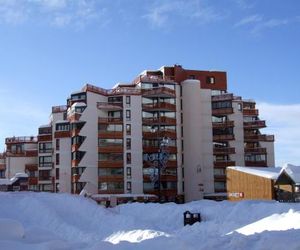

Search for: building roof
xmin=279 ymin=164 xmax=300 ymax=184
xmin=228 ymin=164 xmax=300 ymax=185
xmin=227 ymin=166 xmax=281 ymax=180
xmin=0 ymin=173 xmax=28 ymax=185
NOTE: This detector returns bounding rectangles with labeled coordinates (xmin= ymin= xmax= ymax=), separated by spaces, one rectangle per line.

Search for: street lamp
xmin=150 ymin=127 xmax=169 ymax=202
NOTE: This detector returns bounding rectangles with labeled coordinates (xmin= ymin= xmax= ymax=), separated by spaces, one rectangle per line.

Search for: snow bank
xmin=0 ymin=192 xmax=300 ymax=249
xmin=0 ymin=219 xmax=25 ymax=240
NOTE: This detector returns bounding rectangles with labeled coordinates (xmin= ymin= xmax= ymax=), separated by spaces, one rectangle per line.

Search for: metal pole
xmin=158 ymin=147 xmax=161 ymax=202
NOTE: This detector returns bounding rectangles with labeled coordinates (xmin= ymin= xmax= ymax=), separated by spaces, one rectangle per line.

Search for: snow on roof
xmin=0 ymin=173 xmax=28 ymax=185
xmin=227 ymin=166 xmax=281 ymax=180
xmin=280 ymin=164 xmax=300 ymax=184
xmin=71 ymin=102 xmax=87 ymax=108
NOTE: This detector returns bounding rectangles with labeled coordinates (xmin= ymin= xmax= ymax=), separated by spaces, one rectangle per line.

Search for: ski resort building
xmin=0 ymin=65 xmax=275 ymax=202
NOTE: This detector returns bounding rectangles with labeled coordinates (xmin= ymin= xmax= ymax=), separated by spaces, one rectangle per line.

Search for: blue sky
xmin=0 ymin=0 xmax=299 ymax=166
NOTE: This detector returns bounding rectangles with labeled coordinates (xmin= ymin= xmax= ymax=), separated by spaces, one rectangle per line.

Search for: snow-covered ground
xmin=0 ymin=192 xmax=300 ymax=250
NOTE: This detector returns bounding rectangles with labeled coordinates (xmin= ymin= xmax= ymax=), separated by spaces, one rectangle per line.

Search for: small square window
xmin=207 ymin=76 xmax=215 ymax=84
xmin=126 ymin=153 xmax=131 ymax=164
xmin=126 ymin=110 xmax=131 ymax=121
xmin=126 ymin=138 xmax=131 ymax=150
xmin=126 ymin=96 xmax=131 ymax=105
xmin=126 ymin=124 xmax=131 ymax=135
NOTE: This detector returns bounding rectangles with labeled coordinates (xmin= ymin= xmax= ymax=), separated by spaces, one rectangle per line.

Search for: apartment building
xmin=0 ymin=65 xmax=275 ymax=202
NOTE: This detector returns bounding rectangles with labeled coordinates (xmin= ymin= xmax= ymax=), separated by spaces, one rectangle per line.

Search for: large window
xmin=39 ymin=142 xmax=52 ymax=153
xmin=98 ymin=168 xmax=123 ymax=176
xmin=55 ymin=123 xmax=70 ymax=131
xmin=99 ymin=182 xmax=124 ymax=191
xmin=98 ymin=139 xmax=123 ymax=147
xmin=98 ymin=153 xmax=123 ymax=161
xmin=39 ymin=156 xmax=52 ymax=167
xmin=212 ymin=101 xmax=232 ymax=109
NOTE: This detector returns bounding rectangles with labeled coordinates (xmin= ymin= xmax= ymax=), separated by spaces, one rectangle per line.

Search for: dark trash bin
xmin=184 ymin=211 xmax=201 ymax=226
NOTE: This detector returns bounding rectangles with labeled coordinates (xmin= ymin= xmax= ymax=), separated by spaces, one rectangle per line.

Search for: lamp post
xmin=150 ymin=127 xmax=169 ymax=202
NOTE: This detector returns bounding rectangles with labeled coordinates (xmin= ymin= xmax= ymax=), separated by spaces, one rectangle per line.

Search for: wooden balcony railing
xmin=244 ymin=120 xmax=266 ymax=129
xmin=213 ymin=147 xmax=235 ymax=155
xmin=244 ymin=147 xmax=267 ymax=154
xmin=98 ymin=145 xmax=123 ymax=153
xmin=214 ymin=161 xmax=236 ymax=167
xmin=211 ymin=93 xmax=233 ymax=101
xmin=212 ymin=121 xmax=234 ymax=128
xmin=142 ymin=87 xmax=176 ymax=97
xmin=5 ymin=136 xmax=37 ymax=144
xmin=98 ymin=160 xmax=124 ymax=168
xmin=212 ymin=108 xmax=233 ymax=115
xmin=97 ymin=102 xmax=123 ymax=111
xmin=98 ymin=131 xmax=123 ymax=139
xmin=98 ymin=117 xmax=123 ymax=124
xmin=213 ymin=134 xmax=235 ymax=141
xmin=244 ymin=134 xmax=275 ymax=142
xmin=245 ymin=161 xmax=267 ymax=167
xmin=143 ymin=129 xmax=177 ymax=139
xmin=243 ymin=109 xmax=259 ymax=116
xmin=142 ymin=102 xmax=176 ymax=111
xmin=142 ymin=117 xmax=176 ymax=125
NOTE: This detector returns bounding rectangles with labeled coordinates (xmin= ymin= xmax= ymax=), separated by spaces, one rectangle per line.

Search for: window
xmin=56 ymin=168 xmax=60 ymax=179
xmin=126 ymin=167 xmax=131 ymax=178
xmin=238 ymin=103 xmax=242 ymax=111
xmin=126 ymin=138 xmax=131 ymax=150
xmin=56 ymin=153 xmax=60 ymax=165
xmin=39 ymin=156 xmax=52 ymax=167
xmin=188 ymin=75 xmax=196 ymax=79
xmin=126 ymin=110 xmax=131 ymax=121
xmin=127 ymin=181 xmax=132 ymax=191
xmin=126 ymin=124 xmax=131 ymax=135
xmin=39 ymin=142 xmax=52 ymax=153
xmin=55 ymin=123 xmax=70 ymax=131
xmin=126 ymin=96 xmax=131 ymax=105
xmin=126 ymin=153 xmax=131 ymax=164
xmin=56 ymin=139 xmax=60 ymax=151
xmin=207 ymin=76 xmax=215 ymax=84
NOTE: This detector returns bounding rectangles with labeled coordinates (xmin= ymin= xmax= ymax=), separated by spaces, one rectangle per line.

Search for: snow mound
xmin=0 ymin=192 xmax=300 ymax=249
xmin=0 ymin=218 xmax=25 ymax=240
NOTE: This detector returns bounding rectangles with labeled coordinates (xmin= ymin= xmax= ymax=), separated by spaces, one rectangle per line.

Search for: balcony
xmin=98 ymin=160 xmax=123 ymax=168
xmin=28 ymin=177 xmax=38 ymax=185
xmin=244 ymin=134 xmax=275 ymax=142
xmin=244 ymin=120 xmax=266 ymax=129
xmin=98 ymin=145 xmax=123 ymax=153
xmin=143 ymin=129 xmax=177 ymax=139
xmin=142 ymin=102 xmax=176 ymax=112
xmin=213 ymin=147 xmax=235 ymax=155
xmin=214 ymin=161 xmax=236 ymax=167
xmin=243 ymin=109 xmax=259 ymax=116
xmin=98 ymin=117 xmax=123 ymax=124
xmin=143 ymin=160 xmax=177 ymax=168
xmin=25 ymin=164 xmax=38 ymax=171
xmin=98 ymin=131 xmax=123 ymax=139
xmin=142 ymin=87 xmax=176 ymax=98
xmin=143 ymin=146 xmax=177 ymax=154
xmin=97 ymin=102 xmax=123 ymax=111
xmin=245 ymin=161 xmax=267 ymax=167
xmin=7 ymin=149 xmax=38 ymax=157
xmin=213 ymin=134 xmax=234 ymax=141
xmin=244 ymin=147 xmax=267 ymax=154
xmin=212 ymin=108 xmax=233 ymax=115
xmin=212 ymin=121 xmax=234 ymax=129
xmin=5 ymin=136 xmax=37 ymax=144
xmin=142 ymin=117 xmax=176 ymax=125
xmin=143 ymin=175 xmax=177 ymax=182
xmin=211 ymin=93 xmax=233 ymax=102
xmin=52 ymin=105 xmax=68 ymax=113
xmin=98 ymin=176 xmax=124 ymax=182
xmin=72 ymin=174 xmax=81 ymax=183
xmin=38 ymin=134 xmax=52 ymax=142
xmin=54 ymin=131 xmax=70 ymax=139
